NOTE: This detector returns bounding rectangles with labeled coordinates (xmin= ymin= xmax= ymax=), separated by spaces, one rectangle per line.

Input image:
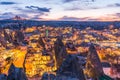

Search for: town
xmin=0 ymin=21 xmax=120 ymax=80
xmin=0 ymin=0 xmax=120 ymax=79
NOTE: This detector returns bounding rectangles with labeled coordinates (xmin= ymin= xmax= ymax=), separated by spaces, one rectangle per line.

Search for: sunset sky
xmin=0 ymin=0 xmax=120 ymax=21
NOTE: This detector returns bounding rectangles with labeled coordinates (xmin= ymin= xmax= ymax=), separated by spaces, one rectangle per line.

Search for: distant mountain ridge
xmin=7 ymin=15 xmax=26 ymax=20
xmin=0 ymin=19 xmax=120 ymax=30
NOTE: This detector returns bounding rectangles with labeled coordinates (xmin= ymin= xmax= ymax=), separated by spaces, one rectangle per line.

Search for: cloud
xmin=114 ymin=13 xmax=120 ymax=18
xmin=2 ymin=12 xmax=14 ymax=15
xmin=107 ymin=3 xmax=120 ymax=7
xmin=30 ymin=15 xmax=45 ymax=20
xmin=58 ymin=13 xmax=120 ymax=21
xmin=58 ymin=16 xmax=99 ymax=21
xmin=115 ymin=3 xmax=120 ymax=7
xmin=63 ymin=0 xmax=77 ymax=3
xmin=59 ymin=16 xmax=84 ymax=21
xmin=66 ymin=7 xmax=84 ymax=10
xmin=114 ymin=3 xmax=120 ymax=7
xmin=65 ymin=0 xmax=120 ymax=11
xmin=63 ymin=0 xmax=95 ymax=3
xmin=14 ymin=6 xmax=50 ymax=14
xmin=0 ymin=1 xmax=17 ymax=5
xmin=25 ymin=6 xmax=51 ymax=12
xmin=13 ymin=6 xmax=50 ymax=20
xmin=14 ymin=7 xmax=41 ymax=13
xmin=0 ymin=12 xmax=14 ymax=19
xmin=65 ymin=6 xmax=102 ymax=11
xmin=91 ymin=13 xmax=120 ymax=21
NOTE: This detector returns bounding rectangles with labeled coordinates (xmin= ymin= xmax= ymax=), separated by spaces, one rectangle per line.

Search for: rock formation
xmin=14 ymin=30 xmax=25 ymax=44
xmin=38 ymin=36 xmax=45 ymax=48
xmin=85 ymin=44 xmax=104 ymax=79
xmin=3 ymin=30 xmax=13 ymax=43
xmin=54 ymin=36 xmax=67 ymax=69
xmin=0 ymin=32 xmax=7 ymax=48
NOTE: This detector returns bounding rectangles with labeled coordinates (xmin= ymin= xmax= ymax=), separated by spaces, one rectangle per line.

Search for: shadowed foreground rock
xmin=7 ymin=63 xmax=28 ymax=80
xmin=41 ymin=54 xmax=85 ymax=80
xmin=0 ymin=74 xmax=7 ymax=80
xmin=41 ymin=72 xmax=56 ymax=80
xmin=57 ymin=54 xmax=85 ymax=80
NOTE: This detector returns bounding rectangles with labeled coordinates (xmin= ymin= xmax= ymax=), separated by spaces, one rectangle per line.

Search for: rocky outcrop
xmin=12 ymin=15 xmax=26 ymax=20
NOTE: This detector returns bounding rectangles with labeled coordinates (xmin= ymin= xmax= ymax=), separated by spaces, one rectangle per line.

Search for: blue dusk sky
xmin=0 ymin=0 xmax=120 ymax=21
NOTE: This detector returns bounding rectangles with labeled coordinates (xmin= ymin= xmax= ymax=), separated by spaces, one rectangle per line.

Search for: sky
xmin=0 ymin=0 xmax=120 ymax=21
